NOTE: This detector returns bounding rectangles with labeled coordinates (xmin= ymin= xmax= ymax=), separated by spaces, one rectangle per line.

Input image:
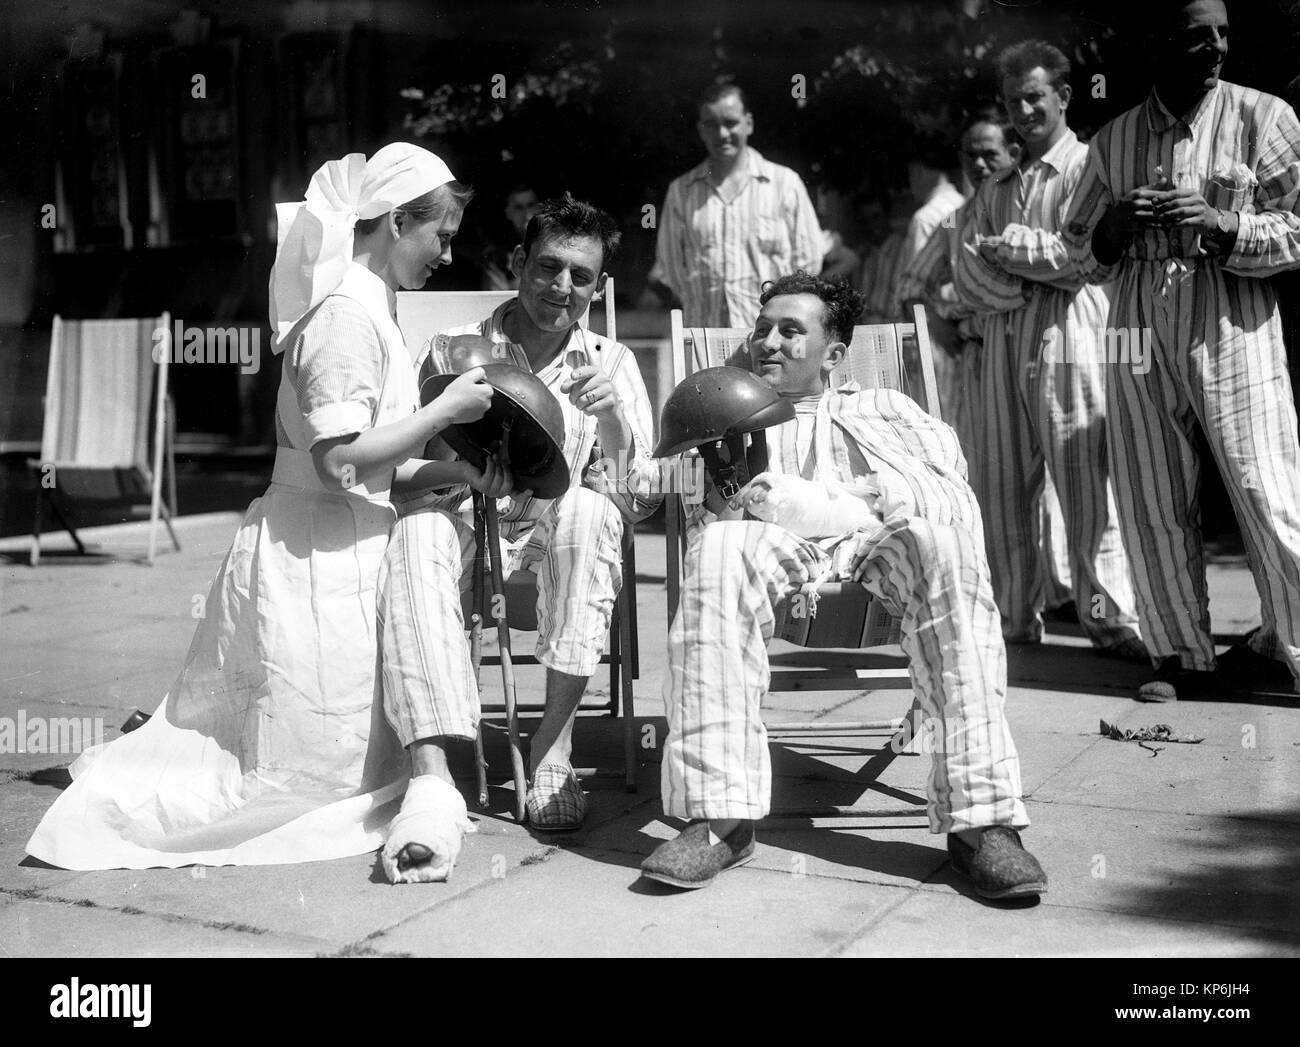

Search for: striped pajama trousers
xmin=975 ymin=291 xmax=1140 ymax=647
xmin=661 ymin=519 xmax=1029 ymax=833
xmin=1107 ymin=260 xmax=1300 ymax=677
xmin=377 ymin=487 xmax=625 ymax=747
xmin=958 ymin=337 xmax=1073 ymax=610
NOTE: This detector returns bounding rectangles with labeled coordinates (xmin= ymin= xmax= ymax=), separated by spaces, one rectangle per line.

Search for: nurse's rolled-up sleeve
xmin=290 ymin=298 xmax=387 ymax=447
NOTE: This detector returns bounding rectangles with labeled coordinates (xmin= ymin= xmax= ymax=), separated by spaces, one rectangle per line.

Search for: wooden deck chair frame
xmin=28 ymin=313 xmax=180 ymax=567
xmin=394 ymin=282 xmax=640 ymax=822
xmin=664 ymin=304 xmax=941 ymax=820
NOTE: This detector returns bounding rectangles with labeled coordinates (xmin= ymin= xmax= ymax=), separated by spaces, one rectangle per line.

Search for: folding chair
xmin=28 ymin=314 xmax=180 ymax=567
xmin=394 ymin=282 xmax=640 ymax=822
xmin=664 ymin=303 xmax=940 ymax=819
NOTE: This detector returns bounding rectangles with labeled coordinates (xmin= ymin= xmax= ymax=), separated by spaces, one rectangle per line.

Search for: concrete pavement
xmin=1 ymin=513 xmax=1297 ymax=957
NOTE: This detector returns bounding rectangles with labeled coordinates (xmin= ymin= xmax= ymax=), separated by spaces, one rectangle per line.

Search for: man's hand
xmin=1092 ymin=184 xmax=1166 ymax=265
xmin=727 ymin=474 xmax=776 ymax=515
xmin=462 ymin=454 xmax=514 ymax=498
xmin=976 ymin=234 xmax=1007 ymax=263
xmin=1103 ymin=186 xmax=1166 ymax=235
xmin=561 ymin=364 xmax=622 ymax=419
xmin=1152 ymin=187 xmax=1219 ymax=233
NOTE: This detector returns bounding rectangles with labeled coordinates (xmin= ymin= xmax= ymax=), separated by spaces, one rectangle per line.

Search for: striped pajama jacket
xmin=953 ymin=128 xmax=1140 ymax=648
xmin=898 ymin=200 xmax=984 ymax=451
xmin=656 ymin=148 xmax=825 ymax=327
xmin=1062 ymin=81 xmax=1300 ymax=676
xmin=898 ymin=207 xmax=1075 ymax=605
xmin=897 ymin=181 xmax=966 ymax=427
xmin=378 ymin=301 xmax=661 ymax=745
xmin=662 ymin=387 xmax=1029 ymax=833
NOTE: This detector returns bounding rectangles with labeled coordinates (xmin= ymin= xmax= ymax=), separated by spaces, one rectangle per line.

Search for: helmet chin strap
xmin=699 ymin=429 xmax=770 ymax=501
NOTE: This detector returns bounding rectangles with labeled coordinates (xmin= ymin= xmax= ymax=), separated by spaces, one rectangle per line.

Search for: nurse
xmin=26 ymin=144 xmax=503 ymax=871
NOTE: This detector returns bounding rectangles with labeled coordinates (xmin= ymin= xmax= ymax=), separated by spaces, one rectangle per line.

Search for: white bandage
xmin=743 ymin=473 xmax=879 ymax=540
xmin=381 ymin=775 xmax=476 ymax=885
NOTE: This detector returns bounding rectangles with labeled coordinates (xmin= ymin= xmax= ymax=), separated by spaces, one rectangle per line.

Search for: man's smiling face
xmin=697 ymin=93 xmax=753 ymax=164
xmin=1001 ymin=66 xmax=1070 ymax=148
xmin=747 ymin=292 xmax=844 ymax=397
xmin=512 ymin=232 xmax=605 ymax=334
xmin=1160 ymin=0 xmax=1229 ymax=97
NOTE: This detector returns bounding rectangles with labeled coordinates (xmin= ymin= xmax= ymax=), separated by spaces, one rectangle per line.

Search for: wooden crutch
xmin=472 ymin=490 xmax=529 ymax=823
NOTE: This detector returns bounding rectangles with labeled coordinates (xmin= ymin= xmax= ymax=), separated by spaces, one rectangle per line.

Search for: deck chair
xmin=394 ymin=282 xmax=640 ymax=821
xmin=664 ymin=303 xmax=940 ymax=819
xmin=28 ymin=314 xmax=180 ymax=567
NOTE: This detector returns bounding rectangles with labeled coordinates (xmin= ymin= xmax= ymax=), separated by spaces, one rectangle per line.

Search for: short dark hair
xmin=995 ymin=39 xmax=1072 ymax=93
xmin=698 ymin=82 xmax=748 ymax=114
xmin=520 ymin=192 xmax=621 ymax=268
xmin=961 ymin=103 xmax=1018 ymax=148
xmin=354 ymin=180 xmax=475 ymax=236
xmin=759 ymin=271 xmax=866 ymax=345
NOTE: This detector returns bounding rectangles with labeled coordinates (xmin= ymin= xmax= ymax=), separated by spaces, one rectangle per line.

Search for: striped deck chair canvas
xmin=28 ymin=314 xmax=179 ymax=565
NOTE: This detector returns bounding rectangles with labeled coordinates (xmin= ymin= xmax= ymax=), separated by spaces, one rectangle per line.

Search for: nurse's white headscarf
xmin=269 ymin=142 xmax=457 ymax=350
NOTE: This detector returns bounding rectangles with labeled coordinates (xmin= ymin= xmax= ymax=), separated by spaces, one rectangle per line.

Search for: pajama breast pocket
xmin=755 ymin=213 xmax=786 ymax=255
xmin=1204 ymin=163 xmax=1258 ymax=214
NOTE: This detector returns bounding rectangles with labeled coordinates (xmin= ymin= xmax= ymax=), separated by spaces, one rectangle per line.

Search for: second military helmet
xmin=653 ymin=366 xmax=795 ymax=499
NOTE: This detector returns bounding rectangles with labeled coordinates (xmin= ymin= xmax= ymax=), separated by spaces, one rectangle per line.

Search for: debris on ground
xmin=1099 ymin=720 xmax=1205 ymax=756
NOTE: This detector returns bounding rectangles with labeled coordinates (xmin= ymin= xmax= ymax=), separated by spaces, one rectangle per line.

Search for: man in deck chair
xmin=644 ymin=271 xmax=1046 ymax=901
xmin=378 ymin=195 xmax=661 ymax=881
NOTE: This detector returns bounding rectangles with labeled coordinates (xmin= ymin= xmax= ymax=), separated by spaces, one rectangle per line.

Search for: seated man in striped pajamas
xmin=378 ymin=195 xmax=661 ymax=882
xmin=643 ymin=271 xmax=1047 ymax=901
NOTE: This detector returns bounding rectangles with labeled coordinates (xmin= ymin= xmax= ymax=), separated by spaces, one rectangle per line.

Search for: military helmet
xmin=420 ymin=333 xmax=570 ymax=500
xmin=653 ymin=366 xmax=795 ymax=499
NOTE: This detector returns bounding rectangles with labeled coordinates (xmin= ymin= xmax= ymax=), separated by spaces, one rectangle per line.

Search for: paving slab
xmin=964 ymin=799 xmax=1300 ymax=939
xmin=1032 ymin=718 xmax=1298 ymax=823
xmin=0 ymin=781 xmax=88 ymax=892
xmin=0 ymin=895 xmax=326 ymax=958
xmin=367 ymin=843 xmax=914 ymax=957
xmin=836 ymin=887 xmax=1300 ymax=958
xmin=34 ymin=832 xmax=551 ymax=948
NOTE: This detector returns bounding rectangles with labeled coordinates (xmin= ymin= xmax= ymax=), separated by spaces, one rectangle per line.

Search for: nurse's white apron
xmin=26 ymin=266 xmax=419 ymax=869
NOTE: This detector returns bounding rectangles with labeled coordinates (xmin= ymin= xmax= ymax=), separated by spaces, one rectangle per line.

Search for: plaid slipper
xmin=640 ymin=820 xmax=756 ymax=889
xmin=525 ymin=762 xmax=588 ymax=832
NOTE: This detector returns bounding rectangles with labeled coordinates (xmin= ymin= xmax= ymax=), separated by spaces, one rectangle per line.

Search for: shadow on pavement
xmin=1109 ymin=805 xmax=1300 ymax=944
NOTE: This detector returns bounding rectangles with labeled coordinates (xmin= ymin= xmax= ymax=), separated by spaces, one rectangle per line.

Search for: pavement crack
xmin=10 ymin=885 xmax=327 ymax=942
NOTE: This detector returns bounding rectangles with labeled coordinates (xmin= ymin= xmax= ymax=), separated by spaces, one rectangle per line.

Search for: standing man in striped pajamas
xmin=899 ymin=105 xmax=1077 ymax=617
xmin=378 ymin=197 xmax=662 ymax=881
xmin=643 ymin=272 xmax=1046 ymax=901
xmin=952 ymin=41 xmax=1145 ymax=659
xmin=1063 ymin=0 xmax=1300 ymax=701
xmin=893 ymin=141 xmax=968 ymax=422
xmin=655 ymin=83 xmax=826 ymax=327
xmin=899 ymin=105 xmax=1021 ymax=452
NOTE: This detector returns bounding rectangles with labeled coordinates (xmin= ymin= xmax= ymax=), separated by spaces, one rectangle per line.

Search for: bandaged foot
xmin=381 ymin=775 xmax=476 ymax=885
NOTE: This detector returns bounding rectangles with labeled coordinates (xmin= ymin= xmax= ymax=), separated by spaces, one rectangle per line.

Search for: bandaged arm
xmin=742 ymin=472 xmax=882 ymax=540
